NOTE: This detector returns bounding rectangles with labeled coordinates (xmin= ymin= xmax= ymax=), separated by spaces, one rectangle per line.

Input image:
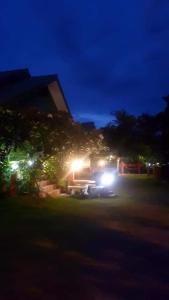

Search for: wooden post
xmin=117 ymin=158 xmax=120 ymax=174
xmin=9 ymin=173 xmax=17 ymax=197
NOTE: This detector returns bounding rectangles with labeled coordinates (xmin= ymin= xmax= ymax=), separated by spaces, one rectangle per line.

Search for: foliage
xmin=157 ymin=96 xmax=169 ymax=161
xmin=0 ymin=107 xmax=104 ymax=193
xmin=42 ymin=156 xmax=63 ymax=184
xmin=103 ymin=109 xmax=161 ymax=162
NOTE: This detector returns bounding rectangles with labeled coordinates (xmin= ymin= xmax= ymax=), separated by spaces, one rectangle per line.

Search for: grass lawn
xmin=0 ymin=175 xmax=169 ymax=299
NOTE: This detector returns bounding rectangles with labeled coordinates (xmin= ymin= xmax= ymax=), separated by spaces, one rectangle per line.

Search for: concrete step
xmin=39 ymin=189 xmax=60 ymax=198
xmin=38 ymin=180 xmax=61 ymax=198
xmin=39 ymin=191 xmax=48 ymax=198
xmin=41 ymin=184 xmax=56 ymax=192
xmin=37 ymin=180 xmax=50 ymax=187
xmin=47 ymin=189 xmax=60 ymax=198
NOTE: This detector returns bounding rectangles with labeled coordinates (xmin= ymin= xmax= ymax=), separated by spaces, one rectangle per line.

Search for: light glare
xmin=71 ymin=159 xmax=83 ymax=172
xmin=28 ymin=160 xmax=34 ymax=167
xmin=11 ymin=161 xmax=19 ymax=171
xmin=100 ymin=173 xmax=115 ymax=186
xmin=98 ymin=160 xmax=106 ymax=167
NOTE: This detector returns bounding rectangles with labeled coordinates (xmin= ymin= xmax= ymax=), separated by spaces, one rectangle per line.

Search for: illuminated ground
xmin=0 ymin=175 xmax=169 ymax=299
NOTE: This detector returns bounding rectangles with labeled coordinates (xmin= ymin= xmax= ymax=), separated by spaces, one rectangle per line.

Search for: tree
xmin=157 ymin=96 xmax=169 ymax=161
xmin=0 ymin=107 xmax=31 ymax=160
xmin=0 ymin=107 xmax=104 ymax=192
xmin=103 ymin=110 xmax=158 ymax=162
xmin=103 ymin=110 xmax=138 ymax=158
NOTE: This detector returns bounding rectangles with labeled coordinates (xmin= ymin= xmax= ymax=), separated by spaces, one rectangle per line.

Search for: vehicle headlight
xmin=100 ymin=173 xmax=115 ymax=186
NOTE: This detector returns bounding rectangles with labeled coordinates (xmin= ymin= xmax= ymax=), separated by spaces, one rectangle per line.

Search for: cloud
xmin=0 ymin=0 xmax=169 ymax=126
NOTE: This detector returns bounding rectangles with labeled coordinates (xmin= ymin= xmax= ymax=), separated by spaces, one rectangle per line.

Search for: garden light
xmin=100 ymin=173 xmax=115 ymax=186
xmin=11 ymin=161 xmax=19 ymax=171
xmin=28 ymin=159 xmax=34 ymax=167
xmin=70 ymin=159 xmax=83 ymax=172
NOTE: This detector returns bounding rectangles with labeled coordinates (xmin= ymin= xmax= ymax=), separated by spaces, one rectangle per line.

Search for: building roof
xmin=0 ymin=69 xmax=31 ymax=89
xmin=0 ymin=69 xmax=70 ymax=114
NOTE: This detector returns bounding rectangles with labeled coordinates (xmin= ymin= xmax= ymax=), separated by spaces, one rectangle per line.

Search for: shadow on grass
xmin=116 ymin=175 xmax=169 ymax=207
xmin=0 ymin=197 xmax=169 ymax=299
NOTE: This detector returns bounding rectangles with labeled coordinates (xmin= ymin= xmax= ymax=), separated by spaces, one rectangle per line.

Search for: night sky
xmin=0 ymin=0 xmax=169 ymax=127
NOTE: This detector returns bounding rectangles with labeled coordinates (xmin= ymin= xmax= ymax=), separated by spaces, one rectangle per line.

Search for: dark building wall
xmin=0 ymin=69 xmax=30 ymax=89
xmin=4 ymin=86 xmax=58 ymax=112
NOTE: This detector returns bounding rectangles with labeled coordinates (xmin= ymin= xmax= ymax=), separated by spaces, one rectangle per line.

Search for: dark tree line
xmin=102 ymin=97 xmax=169 ymax=162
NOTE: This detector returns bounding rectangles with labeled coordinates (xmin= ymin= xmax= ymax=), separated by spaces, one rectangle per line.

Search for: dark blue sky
xmin=0 ymin=0 xmax=169 ymax=126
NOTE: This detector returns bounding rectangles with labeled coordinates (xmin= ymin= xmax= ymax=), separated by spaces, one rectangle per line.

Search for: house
xmin=0 ymin=68 xmax=70 ymax=114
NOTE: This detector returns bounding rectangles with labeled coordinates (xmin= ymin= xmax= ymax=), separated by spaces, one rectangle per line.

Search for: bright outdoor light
xmin=109 ymin=155 xmax=116 ymax=160
xmin=11 ymin=161 xmax=19 ymax=171
xmin=98 ymin=159 xmax=106 ymax=167
xmin=100 ymin=173 xmax=115 ymax=186
xmin=70 ymin=159 xmax=83 ymax=172
xmin=28 ymin=160 xmax=34 ymax=167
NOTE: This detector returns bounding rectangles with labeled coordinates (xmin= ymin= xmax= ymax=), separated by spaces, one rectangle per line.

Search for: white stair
xmin=37 ymin=180 xmax=60 ymax=198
